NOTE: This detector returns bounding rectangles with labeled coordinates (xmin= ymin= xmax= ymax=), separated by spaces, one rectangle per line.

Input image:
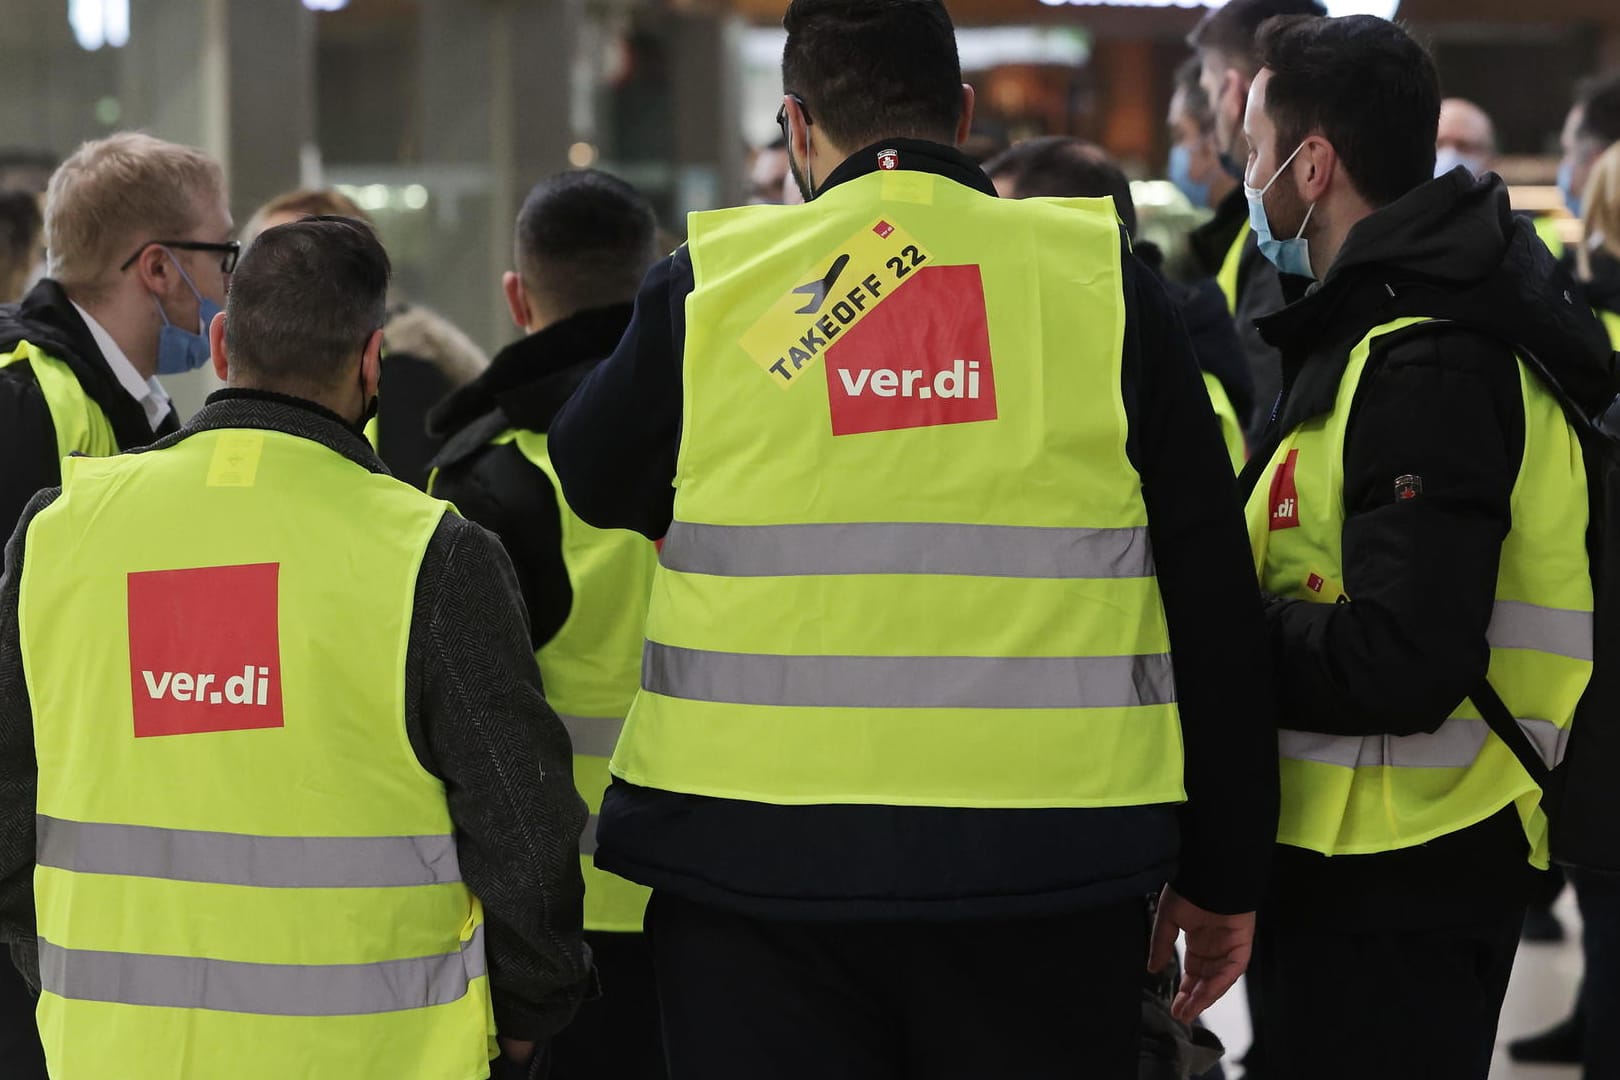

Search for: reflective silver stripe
xmin=1280 ymin=716 xmax=1567 ymax=770
xmin=560 ymin=715 xmax=625 ymax=761
xmin=1487 ymin=600 xmax=1593 ymax=662
xmin=660 ymin=521 xmax=1155 ymax=580
xmin=643 ymin=643 xmax=1176 ymax=710
xmin=38 ymin=924 xmax=486 ymax=1016
xmin=36 ymin=817 xmax=461 ymax=889
xmin=580 ymin=814 xmax=600 ymax=858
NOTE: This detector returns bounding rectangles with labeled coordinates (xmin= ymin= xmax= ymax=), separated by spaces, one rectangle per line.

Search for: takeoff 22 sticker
xmin=740 ymin=218 xmax=998 ymax=436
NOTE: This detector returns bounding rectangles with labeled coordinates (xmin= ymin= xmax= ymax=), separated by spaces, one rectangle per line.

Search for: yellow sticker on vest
xmin=741 ymin=219 xmax=933 ymax=389
xmin=206 ymin=431 xmax=265 ymax=487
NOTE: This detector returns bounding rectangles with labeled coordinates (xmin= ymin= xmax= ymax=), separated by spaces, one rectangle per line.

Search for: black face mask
xmin=354 ymin=367 xmax=379 ymax=434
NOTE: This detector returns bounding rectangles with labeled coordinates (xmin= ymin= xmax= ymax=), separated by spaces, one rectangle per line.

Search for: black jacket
xmin=0 ymin=392 xmax=594 ymax=1041
xmin=0 ymin=279 xmax=178 ymax=545
xmin=1187 ymin=187 xmax=1287 ymax=437
xmin=549 ymin=139 xmax=1279 ymax=923
xmin=1584 ymin=250 xmax=1620 ymax=321
xmin=427 ymin=305 xmax=636 ymax=649
xmin=1239 ymin=168 xmax=1614 ymax=927
xmin=1140 ymin=242 xmax=1255 ymax=428
xmin=377 ymin=303 xmax=490 ymax=491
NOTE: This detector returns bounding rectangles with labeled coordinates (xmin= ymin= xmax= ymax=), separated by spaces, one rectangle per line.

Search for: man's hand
xmin=499 ymin=1037 xmax=536 ymax=1064
xmin=1147 ymin=885 xmax=1256 ymax=1024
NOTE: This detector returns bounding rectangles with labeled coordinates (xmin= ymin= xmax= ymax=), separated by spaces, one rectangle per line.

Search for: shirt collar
xmin=816 ymin=138 xmax=998 ymax=199
xmin=70 ymin=301 xmax=172 ymax=432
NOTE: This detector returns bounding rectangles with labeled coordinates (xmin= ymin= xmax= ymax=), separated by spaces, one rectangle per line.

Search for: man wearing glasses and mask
xmin=0 ymin=133 xmax=235 ymax=553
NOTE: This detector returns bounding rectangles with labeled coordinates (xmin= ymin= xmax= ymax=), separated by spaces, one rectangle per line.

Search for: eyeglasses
xmin=776 ymin=94 xmax=813 ymax=142
xmin=120 ymin=239 xmax=241 ymax=275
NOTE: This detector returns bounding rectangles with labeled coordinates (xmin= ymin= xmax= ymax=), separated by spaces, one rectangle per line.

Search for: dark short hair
xmin=515 ymin=169 xmax=658 ymax=318
xmin=984 ymin=138 xmax=1137 ymax=237
xmin=782 ymin=0 xmax=962 ymax=152
xmin=1188 ymin=0 xmax=1328 ymax=79
xmin=1256 ymin=15 xmax=1439 ymax=208
xmin=1173 ymin=57 xmax=1214 ymax=134
xmin=225 ymin=216 xmax=390 ymax=392
xmin=1576 ymin=72 xmax=1620 ymax=147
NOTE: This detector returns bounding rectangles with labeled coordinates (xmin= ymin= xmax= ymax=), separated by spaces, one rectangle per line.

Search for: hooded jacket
xmin=1240 ymin=168 xmax=1615 ymax=927
xmin=0 ymin=279 xmax=178 ymax=545
xmin=376 ymin=302 xmax=489 ymax=491
xmin=426 ymin=305 xmax=635 ymax=649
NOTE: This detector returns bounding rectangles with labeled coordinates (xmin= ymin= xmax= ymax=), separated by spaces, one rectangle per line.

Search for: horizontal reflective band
xmin=1487 ymin=600 xmax=1593 ymax=662
xmin=660 ymin=522 xmax=1155 ymax=580
xmin=580 ymin=813 xmax=600 ymax=858
xmin=560 ymin=715 xmax=625 ymax=760
xmin=39 ymin=924 xmax=485 ymax=1016
xmin=644 ymin=643 xmax=1176 ymax=710
xmin=36 ymin=816 xmax=461 ymax=889
xmin=1280 ymin=716 xmax=1567 ymax=770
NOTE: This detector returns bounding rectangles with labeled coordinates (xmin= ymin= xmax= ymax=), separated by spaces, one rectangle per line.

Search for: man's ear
xmin=134 ymin=244 xmax=173 ymax=298
xmin=209 ymin=310 xmax=229 ymax=382
xmin=361 ymin=328 xmax=384 ymax=400
xmin=1299 ymin=136 xmax=1337 ymax=203
xmin=503 ymin=271 xmax=532 ymax=332
xmin=956 ymin=84 xmax=977 ymax=146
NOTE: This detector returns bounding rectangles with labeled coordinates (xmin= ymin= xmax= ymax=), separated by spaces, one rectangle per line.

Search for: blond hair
xmin=44 ymin=132 xmax=224 ymax=296
xmin=243 ymin=188 xmax=373 ymax=247
xmin=1580 ymin=142 xmax=1620 ymax=281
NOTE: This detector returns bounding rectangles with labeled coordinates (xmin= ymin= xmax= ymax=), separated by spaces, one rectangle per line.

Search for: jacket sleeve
xmin=1125 ymin=257 xmax=1279 ymax=916
xmin=0 ymin=490 xmax=59 ymax=987
xmin=0 ymin=374 xmax=63 ymax=551
xmin=430 ymin=451 xmax=572 ymax=651
xmin=1263 ymin=330 xmax=1524 ymax=737
xmin=407 ymin=514 xmax=592 ymax=1042
xmin=549 ymin=251 xmax=689 ymax=539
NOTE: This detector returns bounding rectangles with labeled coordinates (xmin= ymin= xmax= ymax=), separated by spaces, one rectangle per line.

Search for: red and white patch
xmin=824 ymin=264 xmax=997 ymax=437
xmin=127 ymin=563 xmax=284 ymax=738
xmin=877 ymin=148 xmax=900 ymax=171
xmin=1269 ymin=449 xmax=1302 ymax=531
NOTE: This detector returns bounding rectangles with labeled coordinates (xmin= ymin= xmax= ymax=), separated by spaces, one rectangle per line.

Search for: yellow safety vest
xmin=487 ymin=430 xmax=656 ymax=933
xmin=1216 ymin=222 xmax=1250 ymax=315
xmin=0 ymin=340 xmax=119 ymax=462
xmin=21 ymin=428 xmax=495 ymax=1080
xmin=1597 ymin=306 xmax=1620 ymax=351
xmin=1534 ymin=216 xmax=1568 ymax=260
xmin=1203 ymin=371 xmax=1247 ymax=471
xmin=1244 ymin=317 xmax=1593 ymax=867
xmin=611 ymin=170 xmax=1185 ymax=809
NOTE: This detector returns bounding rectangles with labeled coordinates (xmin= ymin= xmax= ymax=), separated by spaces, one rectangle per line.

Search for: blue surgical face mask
xmin=1245 ymin=140 xmax=1318 ymax=279
xmin=1170 ymin=144 xmax=1212 ymax=209
xmin=1434 ymin=146 xmax=1485 ymax=179
xmin=1559 ymin=160 xmax=1583 ymax=220
xmin=151 ymin=249 xmax=223 ymax=375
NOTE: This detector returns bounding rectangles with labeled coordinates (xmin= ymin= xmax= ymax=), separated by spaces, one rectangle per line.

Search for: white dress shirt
xmin=70 ymin=302 xmax=172 ymax=432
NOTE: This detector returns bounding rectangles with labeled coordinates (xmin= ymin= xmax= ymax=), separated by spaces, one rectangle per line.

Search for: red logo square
xmin=824 ymin=264 xmax=997 ymax=437
xmin=1268 ymin=449 xmax=1301 ymax=531
xmin=873 ymin=221 xmax=895 ymax=239
xmin=127 ymin=564 xmax=285 ymax=738
xmin=1306 ymin=573 xmax=1324 ymax=593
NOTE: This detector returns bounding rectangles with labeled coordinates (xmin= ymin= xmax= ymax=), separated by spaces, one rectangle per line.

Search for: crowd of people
xmin=0 ymin=0 xmax=1618 ymax=1078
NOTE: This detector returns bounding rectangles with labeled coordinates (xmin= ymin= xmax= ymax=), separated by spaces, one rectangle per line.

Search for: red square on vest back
xmin=824 ymin=264 xmax=997 ymax=437
xmin=127 ymin=563 xmax=284 ymax=738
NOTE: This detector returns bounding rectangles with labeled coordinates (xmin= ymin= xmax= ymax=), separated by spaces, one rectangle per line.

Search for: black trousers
xmin=1249 ymin=911 xmax=1523 ymax=1080
xmin=0 ymin=959 xmax=45 ymax=1080
xmin=548 ymin=930 xmax=667 ymax=1080
xmin=645 ymin=892 xmax=1147 ymax=1080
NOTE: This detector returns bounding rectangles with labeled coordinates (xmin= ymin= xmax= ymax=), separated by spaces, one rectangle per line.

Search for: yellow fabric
xmin=613 ymin=172 xmax=1184 ymax=809
xmin=1243 ymin=317 xmax=1592 ymax=866
xmin=1534 ymin=216 xmax=1568 ymax=260
xmin=0 ymin=341 xmax=119 ymax=462
xmin=1203 ymin=371 xmax=1247 ymax=471
xmin=21 ymin=429 xmax=495 ymax=1080
xmin=498 ymin=430 xmax=656 ymax=933
xmin=1215 ymin=222 xmax=1250 ymax=315
xmin=1598 ymin=307 xmax=1620 ymax=351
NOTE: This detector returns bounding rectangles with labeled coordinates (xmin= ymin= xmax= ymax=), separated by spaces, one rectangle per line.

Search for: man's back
xmin=16 ymin=418 xmax=494 ymax=1079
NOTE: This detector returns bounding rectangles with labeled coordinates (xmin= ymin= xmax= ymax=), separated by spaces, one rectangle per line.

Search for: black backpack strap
xmin=1470 ymin=679 xmax=1552 ymax=788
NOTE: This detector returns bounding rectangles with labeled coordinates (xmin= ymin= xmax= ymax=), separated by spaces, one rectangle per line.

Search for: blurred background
xmin=3 ymin=0 xmax=1618 ymax=410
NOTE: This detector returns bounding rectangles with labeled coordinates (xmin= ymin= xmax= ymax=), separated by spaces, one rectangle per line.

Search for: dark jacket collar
xmin=426 ymin=304 xmax=633 ymax=440
xmin=1253 ymin=169 xmax=1616 ymax=437
xmin=157 ymin=388 xmax=386 ymax=473
xmin=0 ymin=278 xmax=176 ymax=447
xmin=1187 ymin=185 xmax=1249 ymax=279
xmin=818 ymin=139 xmax=998 ymax=199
